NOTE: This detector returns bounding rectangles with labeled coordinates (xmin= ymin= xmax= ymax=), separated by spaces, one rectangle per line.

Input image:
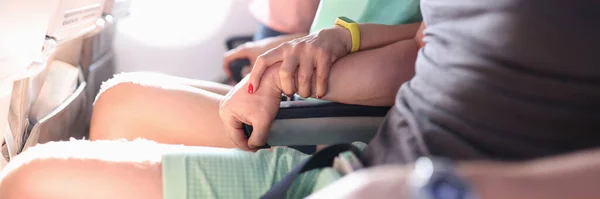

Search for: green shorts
xmin=162 ymin=144 xmax=365 ymax=199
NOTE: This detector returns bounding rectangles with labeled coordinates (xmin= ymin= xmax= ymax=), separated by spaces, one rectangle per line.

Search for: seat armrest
xmin=243 ymin=100 xmax=390 ymax=146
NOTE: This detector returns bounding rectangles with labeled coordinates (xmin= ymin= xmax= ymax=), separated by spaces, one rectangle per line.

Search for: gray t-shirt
xmin=364 ymin=0 xmax=600 ymax=165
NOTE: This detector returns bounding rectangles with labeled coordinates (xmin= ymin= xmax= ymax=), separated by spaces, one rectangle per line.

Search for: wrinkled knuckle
xmin=298 ymin=74 xmax=310 ymax=84
xmin=290 ymin=47 xmax=303 ymax=56
xmin=295 ymin=41 xmax=307 ymax=48
xmin=282 ymin=43 xmax=293 ymax=51
xmin=254 ymin=56 xmax=265 ymax=64
xmin=279 ymin=67 xmax=294 ymax=77
xmin=315 ymin=29 xmax=326 ymax=37
xmin=316 ymin=47 xmax=329 ymax=56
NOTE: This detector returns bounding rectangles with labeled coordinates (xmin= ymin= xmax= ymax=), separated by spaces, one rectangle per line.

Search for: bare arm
xmin=252 ymin=33 xmax=307 ymax=51
xmin=265 ymin=37 xmax=420 ymax=106
xmin=294 ymin=0 xmax=321 ymax=33
xmin=307 ymin=148 xmax=600 ymax=198
xmin=249 ymin=22 xmax=421 ymax=98
xmin=462 ymin=148 xmax=600 ymax=199
xmin=352 ymin=23 xmax=422 ymax=52
xmin=220 ymin=24 xmax=423 ymax=148
xmin=274 ymin=22 xmax=423 ymax=53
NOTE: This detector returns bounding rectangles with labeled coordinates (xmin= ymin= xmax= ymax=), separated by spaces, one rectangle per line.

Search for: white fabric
xmin=1 ymin=43 xmax=53 ymax=168
xmin=29 ymin=61 xmax=79 ymax=120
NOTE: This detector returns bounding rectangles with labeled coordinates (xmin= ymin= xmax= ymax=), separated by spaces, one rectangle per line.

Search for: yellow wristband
xmin=335 ymin=16 xmax=361 ymax=53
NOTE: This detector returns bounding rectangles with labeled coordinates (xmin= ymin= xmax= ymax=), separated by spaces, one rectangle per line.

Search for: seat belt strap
xmin=260 ymin=144 xmax=362 ymax=199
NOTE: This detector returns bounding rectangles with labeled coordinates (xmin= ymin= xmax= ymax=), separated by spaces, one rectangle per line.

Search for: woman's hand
xmin=307 ymin=166 xmax=412 ymax=199
xmin=218 ymin=65 xmax=283 ymax=150
xmin=248 ymin=26 xmax=352 ymax=98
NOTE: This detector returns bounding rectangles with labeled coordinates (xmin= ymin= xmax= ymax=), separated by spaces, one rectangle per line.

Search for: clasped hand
xmin=219 ymin=26 xmax=352 ymax=150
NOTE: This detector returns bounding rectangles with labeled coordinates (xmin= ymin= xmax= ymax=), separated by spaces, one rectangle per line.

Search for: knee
xmin=91 ymin=72 xmax=172 ymax=139
xmin=93 ymin=72 xmax=182 ymax=109
xmin=90 ymin=73 xmax=144 ymax=140
xmin=94 ymin=72 xmax=162 ymax=106
xmin=0 ymin=142 xmax=76 ymax=199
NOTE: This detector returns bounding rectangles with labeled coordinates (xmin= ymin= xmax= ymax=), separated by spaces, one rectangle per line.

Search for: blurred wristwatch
xmin=409 ymin=157 xmax=478 ymax=199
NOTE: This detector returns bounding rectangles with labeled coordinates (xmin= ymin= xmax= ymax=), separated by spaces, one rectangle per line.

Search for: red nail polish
xmin=248 ymin=84 xmax=254 ymax=94
xmin=316 ymin=95 xmax=321 ymax=99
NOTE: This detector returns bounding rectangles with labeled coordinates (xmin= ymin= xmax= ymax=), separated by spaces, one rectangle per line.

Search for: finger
xmin=222 ymin=114 xmax=252 ymax=150
xmin=296 ymin=57 xmax=314 ymax=98
xmin=249 ymin=46 xmax=285 ymax=92
xmin=279 ymin=57 xmax=299 ymax=96
xmin=247 ymin=119 xmax=271 ymax=149
xmin=223 ymin=47 xmax=248 ymax=77
xmin=314 ymin=55 xmax=332 ymax=99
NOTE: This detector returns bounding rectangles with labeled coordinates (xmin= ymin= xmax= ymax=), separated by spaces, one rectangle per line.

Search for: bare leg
xmin=0 ymin=139 xmax=312 ymax=199
xmin=157 ymin=73 xmax=233 ymax=95
xmin=0 ymin=140 xmax=171 ymax=199
xmin=90 ymin=72 xmax=236 ymax=148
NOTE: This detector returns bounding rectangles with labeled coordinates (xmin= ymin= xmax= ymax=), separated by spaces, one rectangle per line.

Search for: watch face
xmin=338 ymin=16 xmax=356 ymax=23
xmin=431 ymin=179 xmax=468 ymax=199
xmin=412 ymin=157 xmax=474 ymax=199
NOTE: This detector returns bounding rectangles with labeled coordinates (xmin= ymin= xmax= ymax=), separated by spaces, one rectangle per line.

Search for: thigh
xmin=99 ymin=72 xmax=233 ymax=95
xmin=163 ymin=145 xmax=318 ymax=199
xmin=90 ymin=72 xmax=235 ymax=147
xmin=165 ymin=74 xmax=233 ymax=95
xmin=0 ymin=140 xmax=167 ymax=199
xmin=0 ymin=140 xmax=314 ymax=199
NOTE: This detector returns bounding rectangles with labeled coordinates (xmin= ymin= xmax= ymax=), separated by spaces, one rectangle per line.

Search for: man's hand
xmin=222 ymin=42 xmax=271 ymax=77
xmin=307 ymin=166 xmax=412 ymax=199
xmin=223 ymin=34 xmax=307 ymax=78
xmin=249 ymin=26 xmax=353 ymax=99
xmin=219 ymin=64 xmax=283 ymax=150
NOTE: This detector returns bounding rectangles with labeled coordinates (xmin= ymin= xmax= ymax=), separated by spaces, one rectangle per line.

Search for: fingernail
xmin=316 ymin=95 xmax=321 ymax=99
xmin=248 ymin=83 xmax=254 ymax=94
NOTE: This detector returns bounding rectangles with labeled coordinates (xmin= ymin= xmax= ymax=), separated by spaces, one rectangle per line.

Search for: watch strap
xmin=335 ymin=16 xmax=361 ymax=53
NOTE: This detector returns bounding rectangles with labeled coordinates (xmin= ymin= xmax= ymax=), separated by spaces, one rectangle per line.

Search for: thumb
xmin=247 ymin=119 xmax=271 ymax=149
xmin=221 ymin=110 xmax=252 ymax=151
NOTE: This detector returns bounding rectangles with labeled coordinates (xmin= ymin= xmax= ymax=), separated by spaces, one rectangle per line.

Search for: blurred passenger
xmin=222 ymin=0 xmax=320 ymax=78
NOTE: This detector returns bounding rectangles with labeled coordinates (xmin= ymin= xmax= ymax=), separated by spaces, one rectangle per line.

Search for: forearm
xmin=335 ymin=23 xmax=421 ymax=52
xmin=460 ymin=149 xmax=600 ymax=199
xmin=294 ymin=0 xmax=321 ymax=33
xmin=254 ymin=33 xmax=307 ymax=50
xmin=264 ymin=38 xmax=419 ymax=106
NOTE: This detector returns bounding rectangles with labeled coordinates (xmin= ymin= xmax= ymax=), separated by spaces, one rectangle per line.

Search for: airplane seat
xmin=0 ymin=0 xmax=114 ymax=167
xmin=0 ymin=0 xmax=62 ymax=167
